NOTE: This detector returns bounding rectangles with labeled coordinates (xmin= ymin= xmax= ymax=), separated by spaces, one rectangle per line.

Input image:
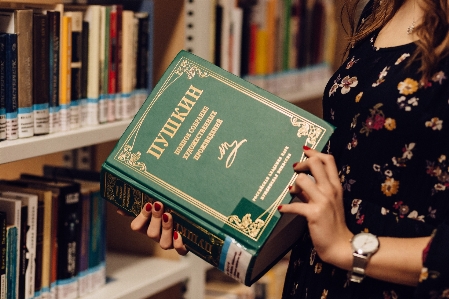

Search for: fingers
xmin=130 ymin=202 xmax=152 ymax=234
xmin=147 ymin=202 xmax=164 ymax=241
xmin=173 ymin=230 xmax=189 ymax=256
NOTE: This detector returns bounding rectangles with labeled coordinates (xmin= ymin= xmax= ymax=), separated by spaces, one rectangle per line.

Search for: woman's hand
xmin=278 ymin=146 xmax=353 ymax=270
xmin=128 ymin=201 xmax=189 ymax=256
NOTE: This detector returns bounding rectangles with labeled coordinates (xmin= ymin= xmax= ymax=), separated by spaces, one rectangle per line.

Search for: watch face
xmin=352 ymin=233 xmax=379 ymax=254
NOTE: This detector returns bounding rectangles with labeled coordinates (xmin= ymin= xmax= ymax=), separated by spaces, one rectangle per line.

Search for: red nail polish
xmin=174 ymin=230 xmax=179 ymax=240
xmin=288 ymin=186 xmax=292 ymax=190
xmin=277 ymin=205 xmax=283 ymax=211
xmin=145 ymin=203 xmax=152 ymax=212
xmin=303 ymin=145 xmax=311 ymax=151
xmin=154 ymin=202 xmax=161 ymax=211
xmin=292 ymin=162 xmax=298 ymax=168
xmin=163 ymin=213 xmax=168 ymax=222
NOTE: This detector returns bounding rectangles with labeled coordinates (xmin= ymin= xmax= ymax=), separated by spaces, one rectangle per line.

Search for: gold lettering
xmin=185 ymin=84 xmax=203 ymax=100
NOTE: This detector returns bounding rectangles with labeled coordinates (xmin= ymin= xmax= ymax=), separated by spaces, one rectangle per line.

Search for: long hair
xmin=342 ymin=0 xmax=449 ymax=81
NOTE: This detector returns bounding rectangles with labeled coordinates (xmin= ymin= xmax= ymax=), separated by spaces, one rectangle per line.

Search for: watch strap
xmin=349 ymin=252 xmax=369 ymax=283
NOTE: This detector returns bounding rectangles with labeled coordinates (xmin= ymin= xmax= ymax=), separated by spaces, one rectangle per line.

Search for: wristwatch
xmin=348 ymin=232 xmax=379 ymax=283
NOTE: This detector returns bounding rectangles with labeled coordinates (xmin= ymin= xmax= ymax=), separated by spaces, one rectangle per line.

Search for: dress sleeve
xmin=415 ymin=222 xmax=449 ymax=298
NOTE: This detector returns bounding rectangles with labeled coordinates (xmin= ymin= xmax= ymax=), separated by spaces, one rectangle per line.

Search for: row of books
xmin=0 ymin=1 xmax=153 ymax=141
xmin=185 ymin=0 xmax=337 ymax=78
xmin=0 ymin=166 xmax=106 ymax=299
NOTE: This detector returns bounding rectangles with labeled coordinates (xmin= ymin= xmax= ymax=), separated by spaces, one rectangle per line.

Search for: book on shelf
xmin=0 ymin=196 xmax=22 ymax=299
xmin=42 ymin=166 xmax=107 ymax=295
xmin=0 ymin=191 xmax=38 ymax=299
xmin=0 ymin=211 xmax=6 ymax=299
xmin=0 ymin=9 xmax=34 ymax=139
xmin=32 ymin=13 xmax=50 ymax=136
xmin=100 ymin=50 xmax=334 ymax=286
xmin=0 ymin=32 xmax=18 ymax=141
xmin=0 ymin=34 xmax=6 ymax=141
xmin=12 ymin=175 xmax=81 ymax=299
xmin=60 ymin=14 xmax=72 ymax=132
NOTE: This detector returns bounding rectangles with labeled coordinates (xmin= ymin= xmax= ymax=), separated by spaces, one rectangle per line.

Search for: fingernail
xmin=174 ymin=230 xmax=179 ymax=240
xmin=162 ymin=213 xmax=168 ymax=223
xmin=292 ymin=162 xmax=298 ymax=168
xmin=154 ymin=202 xmax=161 ymax=211
xmin=288 ymin=186 xmax=292 ymax=190
xmin=277 ymin=205 xmax=283 ymax=211
xmin=145 ymin=203 xmax=152 ymax=212
xmin=303 ymin=145 xmax=311 ymax=151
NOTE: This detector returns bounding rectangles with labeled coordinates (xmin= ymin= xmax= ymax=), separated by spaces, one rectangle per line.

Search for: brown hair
xmin=342 ymin=0 xmax=449 ymax=81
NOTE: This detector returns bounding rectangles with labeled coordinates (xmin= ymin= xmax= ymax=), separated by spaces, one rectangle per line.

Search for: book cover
xmin=0 ymin=34 xmax=5 ymax=141
xmin=32 ymin=13 xmax=50 ymax=136
xmin=48 ymin=10 xmax=61 ymax=134
xmin=0 ymin=191 xmax=38 ymax=299
xmin=0 ymin=9 xmax=34 ymax=138
xmin=60 ymin=15 xmax=72 ymax=132
xmin=100 ymin=50 xmax=334 ymax=285
xmin=0 ymin=184 xmax=53 ymax=299
xmin=64 ymin=11 xmax=83 ymax=131
xmin=0 ymin=211 xmax=6 ymax=299
xmin=0 ymin=197 xmax=21 ymax=299
xmin=1 ymin=33 xmax=18 ymax=140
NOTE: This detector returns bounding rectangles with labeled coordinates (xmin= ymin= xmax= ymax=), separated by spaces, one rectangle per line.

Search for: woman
xmin=129 ymin=0 xmax=449 ymax=297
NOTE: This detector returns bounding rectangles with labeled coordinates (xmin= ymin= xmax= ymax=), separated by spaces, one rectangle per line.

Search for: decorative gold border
xmin=113 ymin=57 xmax=328 ymax=241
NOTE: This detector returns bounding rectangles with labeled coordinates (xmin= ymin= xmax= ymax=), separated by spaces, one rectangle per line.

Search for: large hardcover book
xmin=100 ymin=50 xmax=334 ymax=285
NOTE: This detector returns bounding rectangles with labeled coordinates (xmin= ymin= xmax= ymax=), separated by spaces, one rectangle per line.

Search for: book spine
xmin=84 ymin=5 xmax=100 ymax=126
xmin=80 ymin=21 xmax=89 ymax=127
xmin=134 ymin=12 xmax=150 ymax=110
xmin=88 ymin=191 xmax=105 ymax=292
xmin=60 ymin=15 xmax=72 ymax=132
xmin=0 ymin=34 xmax=6 ymax=141
xmin=0 ymin=212 xmax=6 ymax=299
xmin=120 ymin=10 xmax=135 ymax=120
xmin=55 ymin=191 xmax=80 ymax=299
xmin=5 ymin=33 xmax=18 ymax=140
xmin=32 ymin=14 xmax=50 ymax=136
xmin=19 ymin=206 xmax=28 ymax=299
xmin=100 ymin=167 xmax=228 ymax=272
xmin=67 ymin=12 xmax=83 ymax=131
xmin=34 ymin=201 xmax=44 ymax=299
xmin=114 ymin=5 xmax=123 ymax=121
xmin=6 ymin=226 xmax=17 ymax=299
xmin=15 ymin=10 xmax=34 ymax=139
xmin=77 ymin=191 xmax=90 ymax=297
xmin=98 ymin=6 xmax=110 ymax=124
xmin=48 ymin=11 xmax=61 ymax=134
xmin=107 ymin=6 xmax=117 ymax=123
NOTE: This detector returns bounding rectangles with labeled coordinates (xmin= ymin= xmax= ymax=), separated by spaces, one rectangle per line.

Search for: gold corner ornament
xmin=228 ymin=214 xmax=266 ymax=238
xmin=117 ymin=145 xmax=147 ymax=172
xmin=175 ymin=59 xmax=210 ymax=79
xmin=290 ymin=116 xmax=323 ymax=147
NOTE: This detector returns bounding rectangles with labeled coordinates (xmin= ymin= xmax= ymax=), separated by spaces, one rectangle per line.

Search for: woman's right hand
xmin=129 ymin=201 xmax=189 ymax=256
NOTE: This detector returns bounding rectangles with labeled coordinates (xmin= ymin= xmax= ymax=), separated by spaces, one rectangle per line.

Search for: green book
xmin=100 ymin=50 xmax=335 ymax=286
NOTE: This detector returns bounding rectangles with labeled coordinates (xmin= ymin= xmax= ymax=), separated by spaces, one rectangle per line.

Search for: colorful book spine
xmin=0 ymin=34 xmax=6 ymax=141
xmin=33 ymin=13 xmax=50 ymax=136
xmin=0 ymin=212 xmax=6 ymax=299
xmin=107 ymin=5 xmax=117 ymax=123
xmin=48 ymin=11 xmax=61 ymax=134
xmin=4 ymin=33 xmax=18 ymax=140
xmin=98 ymin=5 xmax=110 ymax=124
xmin=59 ymin=15 xmax=72 ymax=132
xmin=5 ymin=226 xmax=17 ymax=299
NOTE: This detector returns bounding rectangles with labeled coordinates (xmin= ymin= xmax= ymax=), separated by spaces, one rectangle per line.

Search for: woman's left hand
xmin=278 ymin=146 xmax=353 ymax=269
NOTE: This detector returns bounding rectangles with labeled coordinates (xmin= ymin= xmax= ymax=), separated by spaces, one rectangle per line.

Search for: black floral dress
xmin=282 ymin=15 xmax=449 ymax=299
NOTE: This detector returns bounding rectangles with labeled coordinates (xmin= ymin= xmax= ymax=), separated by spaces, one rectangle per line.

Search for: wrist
xmin=320 ymin=231 xmax=354 ymax=271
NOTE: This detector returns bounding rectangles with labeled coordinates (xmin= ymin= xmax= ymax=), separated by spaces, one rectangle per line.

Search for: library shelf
xmin=79 ymin=252 xmax=207 ymax=299
xmin=0 ymin=120 xmax=130 ymax=164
